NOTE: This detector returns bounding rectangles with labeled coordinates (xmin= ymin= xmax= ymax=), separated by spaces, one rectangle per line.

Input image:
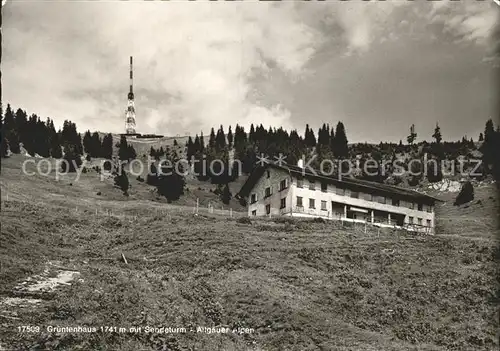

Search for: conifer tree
xmin=200 ymin=131 xmax=205 ymax=153
xmin=454 ymin=181 xmax=474 ymax=206
xmin=147 ymin=162 xmax=158 ymax=186
xmin=83 ymin=130 xmax=92 ymax=156
xmin=50 ymin=130 xmax=63 ymax=158
xmin=114 ymin=164 xmax=130 ymax=196
xmin=329 ymin=126 xmax=335 ymax=152
xmin=333 ymin=122 xmax=348 ymax=159
xmin=61 ymin=145 xmax=82 ymax=173
xmin=0 ymin=105 xmax=8 ymax=158
xmin=432 ymin=123 xmax=442 ymax=144
xmin=90 ymin=132 xmax=101 ymax=158
xmin=308 ymin=126 xmax=316 ymax=147
xmin=407 ymin=124 xmax=417 ymax=145
xmin=186 ymin=136 xmax=194 ymax=162
xmin=249 ymin=124 xmax=255 ymax=144
xmin=127 ymin=144 xmax=137 ymax=160
xmin=479 ymin=119 xmax=497 ymax=169
xmin=156 ymin=149 xmax=185 ymax=202
xmin=35 ymin=117 xmax=50 ymax=157
xmin=221 ymin=183 xmax=231 ymax=205
xmin=3 ymin=104 xmax=20 ymax=154
xmin=15 ymin=109 xmax=28 ymax=145
xmin=118 ymin=135 xmax=129 ymax=161
xmin=227 ymin=125 xmax=233 ymax=148
xmin=101 ymin=133 xmax=113 ymax=159
xmin=209 ymin=127 xmax=216 ymax=149
xmin=215 ymin=125 xmax=226 ymax=151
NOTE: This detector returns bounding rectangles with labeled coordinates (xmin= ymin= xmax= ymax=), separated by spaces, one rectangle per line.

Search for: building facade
xmin=238 ymin=164 xmax=440 ymax=233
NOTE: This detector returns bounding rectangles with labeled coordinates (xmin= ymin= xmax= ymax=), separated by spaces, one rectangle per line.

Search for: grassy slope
xmin=0 ymin=155 xmax=499 ymax=350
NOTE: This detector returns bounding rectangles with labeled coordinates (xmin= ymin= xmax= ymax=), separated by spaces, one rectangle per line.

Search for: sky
xmin=2 ymin=0 xmax=499 ymax=143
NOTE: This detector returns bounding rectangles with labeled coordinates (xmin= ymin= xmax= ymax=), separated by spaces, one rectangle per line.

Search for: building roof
xmin=237 ymin=162 xmax=442 ymax=204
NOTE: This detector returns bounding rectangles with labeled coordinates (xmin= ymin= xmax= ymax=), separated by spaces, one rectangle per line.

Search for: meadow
xmin=0 ymin=155 xmax=498 ymax=350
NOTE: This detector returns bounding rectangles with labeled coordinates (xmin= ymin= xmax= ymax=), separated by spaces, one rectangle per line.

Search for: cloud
xmin=429 ymin=1 xmax=498 ymax=45
xmin=3 ymin=2 xmax=321 ymax=135
xmin=2 ymin=1 xmax=497 ymax=142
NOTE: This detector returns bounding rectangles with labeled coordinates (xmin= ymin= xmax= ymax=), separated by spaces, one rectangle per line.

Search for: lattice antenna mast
xmin=125 ymin=56 xmax=136 ymax=134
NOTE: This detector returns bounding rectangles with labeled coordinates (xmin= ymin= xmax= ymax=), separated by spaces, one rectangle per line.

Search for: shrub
xmin=454 ymin=181 xmax=474 ymax=206
xmin=237 ymin=217 xmax=252 ymax=225
xmin=61 ymin=147 xmax=82 ymax=173
xmin=103 ymin=160 xmax=112 ymax=171
xmin=114 ymin=166 xmax=130 ymax=196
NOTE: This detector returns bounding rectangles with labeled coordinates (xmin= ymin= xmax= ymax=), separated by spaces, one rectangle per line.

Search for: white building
xmin=237 ymin=163 xmax=441 ymax=233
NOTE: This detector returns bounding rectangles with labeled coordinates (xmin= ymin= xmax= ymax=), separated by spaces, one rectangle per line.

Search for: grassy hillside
xmin=0 ymin=155 xmax=498 ymax=350
xmin=0 ymin=155 xmax=247 ymax=212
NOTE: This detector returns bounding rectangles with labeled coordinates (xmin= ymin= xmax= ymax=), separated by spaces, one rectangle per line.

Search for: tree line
xmin=2 ymin=102 xmax=499 ymax=201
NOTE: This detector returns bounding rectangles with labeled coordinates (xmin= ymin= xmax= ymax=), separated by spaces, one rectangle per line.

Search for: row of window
xmin=296 ymin=196 xmax=327 ymax=210
xmin=409 ymin=216 xmax=432 ymax=227
xmin=296 ymin=178 xmax=432 ymax=212
xmin=254 ymin=199 xmax=432 ymax=227
xmin=250 ymin=176 xmax=433 ymax=214
xmin=250 ymin=179 xmax=289 ymax=204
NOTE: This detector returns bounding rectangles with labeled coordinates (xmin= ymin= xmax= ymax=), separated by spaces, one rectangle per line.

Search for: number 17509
xmin=17 ymin=326 xmax=40 ymax=333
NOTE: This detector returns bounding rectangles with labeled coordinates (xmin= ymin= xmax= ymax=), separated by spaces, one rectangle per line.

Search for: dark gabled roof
xmin=237 ymin=162 xmax=441 ymax=204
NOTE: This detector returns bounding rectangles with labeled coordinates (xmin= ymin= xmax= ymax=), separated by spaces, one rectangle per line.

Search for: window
xmin=427 ymin=205 xmax=433 ymax=213
xmin=417 ymin=218 xmax=422 ymax=225
xmin=321 ymin=200 xmax=327 ymax=211
xmin=250 ymin=194 xmax=257 ymax=204
xmin=297 ymin=178 xmax=304 ymax=188
xmin=409 ymin=216 xmax=414 ymax=224
xmin=409 ymin=202 xmax=414 ymax=210
xmin=280 ymin=198 xmax=286 ymax=209
xmin=296 ymin=196 xmax=303 ymax=207
xmin=377 ymin=196 xmax=386 ymax=204
xmin=345 ymin=189 xmax=351 ymax=197
xmin=309 ymin=199 xmax=315 ymax=209
xmin=392 ymin=199 xmax=400 ymax=207
xmin=266 ymin=170 xmax=270 ymax=178
xmin=279 ymin=179 xmax=288 ymax=191
xmin=336 ymin=187 xmax=345 ymax=196
xmin=426 ymin=219 xmax=431 ymax=227
xmin=265 ymin=204 xmax=271 ymax=215
xmin=251 ymin=210 xmax=256 ymax=216
xmin=265 ymin=187 xmax=272 ymax=198
xmin=321 ymin=182 xmax=328 ymax=192
xmin=309 ymin=181 xmax=316 ymax=191
xmin=418 ymin=203 xmax=423 ymax=211
xmin=365 ymin=193 xmax=373 ymax=201
xmin=351 ymin=191 xmax=359 ymax=199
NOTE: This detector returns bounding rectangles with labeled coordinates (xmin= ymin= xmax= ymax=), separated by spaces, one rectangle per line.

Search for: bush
xmin=454 ymin=181 xmax=474 ymax=206
xmin=103 ymin=160 xmax=112 ymax=171
xmin=237 ymin=217 xmax=252 ymax=225
xmin=61 ymin=148 xmax=82 ymax=173
xmin=114 ymin=166 xmax=130 ymax=196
